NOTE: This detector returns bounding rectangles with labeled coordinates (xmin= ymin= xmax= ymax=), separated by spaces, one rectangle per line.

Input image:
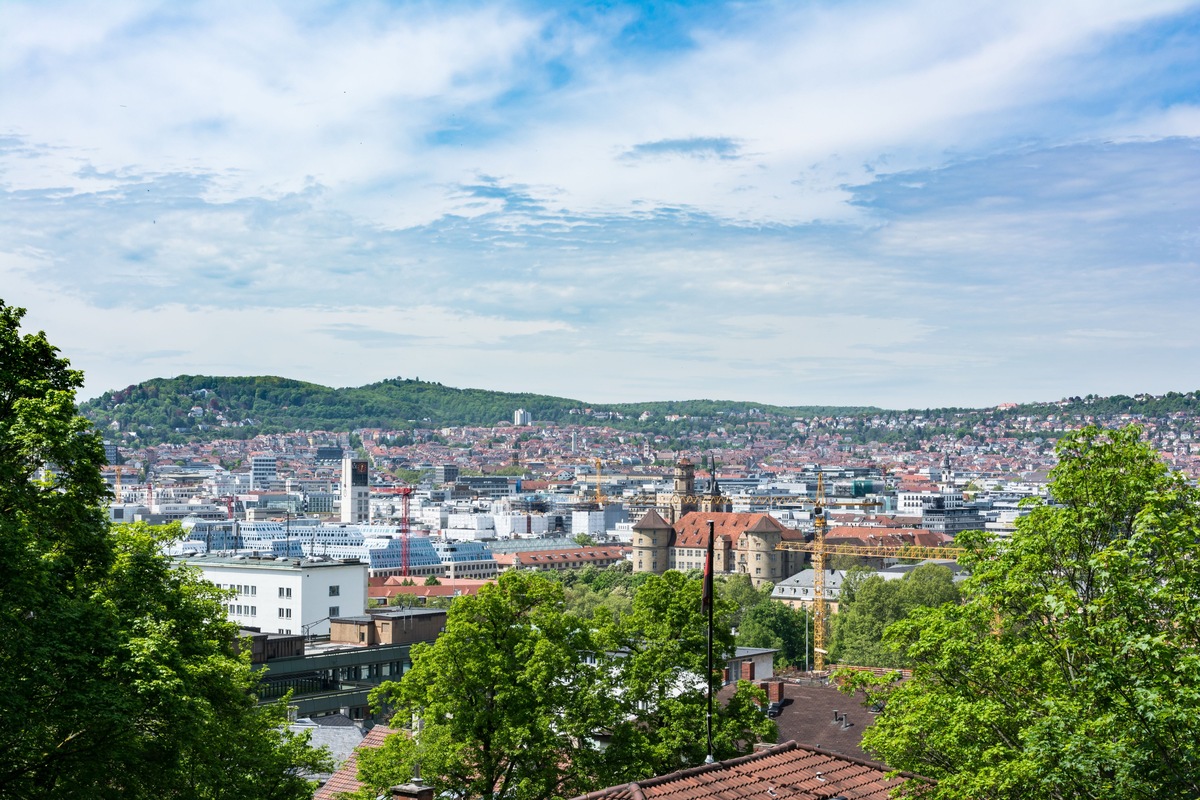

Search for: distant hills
xmin=78 ymin=375 xmax=1200 ymax=446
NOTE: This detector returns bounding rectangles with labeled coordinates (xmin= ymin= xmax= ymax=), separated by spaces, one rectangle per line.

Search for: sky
xmin=3 ymin=0 xmax=1200 ymax=410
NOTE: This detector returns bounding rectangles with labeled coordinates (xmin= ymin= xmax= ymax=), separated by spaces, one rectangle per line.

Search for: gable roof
xmin=571 ymin=740 xmax=927 ymax=800
xmin=313 ymin=725 xmax=401 ymax=799
xmin=633 ymin=509 xmax=673 ymax=531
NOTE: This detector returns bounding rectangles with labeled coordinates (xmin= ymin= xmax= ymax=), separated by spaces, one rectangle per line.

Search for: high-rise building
xmin=513 ymin=408 xmax=532 ymax=426
xmin=341 ymin=456 xmax=370 ymax=523
xmin=250 ymin=455 xmax=278 ymax=490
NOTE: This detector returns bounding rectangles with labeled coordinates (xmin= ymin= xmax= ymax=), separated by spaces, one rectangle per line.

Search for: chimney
xmin=723 ymin=668 xmax=731 ymax=683
xmin=741 ymin=661 xmax=755 ymax=681
xmin=390 ymin=783 xmax=434 ymax=800
xmin=769 ymin=681 xmax=784 ymax=702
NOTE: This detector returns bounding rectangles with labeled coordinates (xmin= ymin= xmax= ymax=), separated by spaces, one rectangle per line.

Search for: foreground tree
xmin=598 ymin=570 xmax=776 ymax=778
xmin=737 ymin=600 xmax=812 ymax=669
xmin=0 ymin=301 xmax=329 ymax=799
xmin=370 ymin=571 xmax=617 ymax=800
xmin=849 ymin=427 xmax=1200 ymax=799
xmin=368 ymin=569 xmax=775 ymax=800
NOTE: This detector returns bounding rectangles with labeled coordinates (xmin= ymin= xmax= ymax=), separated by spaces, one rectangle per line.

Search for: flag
xmin=701 ymin=520 xmax=715 ymax=612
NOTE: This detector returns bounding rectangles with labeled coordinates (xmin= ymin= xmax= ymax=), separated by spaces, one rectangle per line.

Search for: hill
xmin=78 ymin=375 xmax=877 ymax=444
xmin=79 ymin=376 xmax=1200 ymax=447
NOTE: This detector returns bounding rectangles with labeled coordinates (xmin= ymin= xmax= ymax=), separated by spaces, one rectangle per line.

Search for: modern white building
xmin=250 ymin=455 xmax=278 ymax=491
xmin=177 ymin=553 xmax=369 ymax=637
xmin=513 ymin=408 xmax=532 ymax=426
xmin=341 ymin=456 xmax=370 ymax=524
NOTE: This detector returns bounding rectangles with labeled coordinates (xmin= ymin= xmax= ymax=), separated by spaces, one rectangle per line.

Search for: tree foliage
xmin=829 ymin=563 xmax=959 ymax=668
xmin=367 ymin=570 xmax=774 ymax=800
xmin=0 ymin=301 xmax=329 ymax=799
xmin=737 ymin=601 xmax=812 ymax=669
xmin=849 ymin=426 xmax=1200 ymax=798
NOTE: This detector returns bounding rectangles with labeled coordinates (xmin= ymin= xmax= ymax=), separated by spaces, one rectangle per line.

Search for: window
xmin=279 ymin=608 xmax=292 ymax=619
xmin=279 ymin=587 xmax=292 ymax=599
xmin=329 ymin=585 xmax=340 ymax=597
xmin=329 ymin=606 xmax=340 ymax=618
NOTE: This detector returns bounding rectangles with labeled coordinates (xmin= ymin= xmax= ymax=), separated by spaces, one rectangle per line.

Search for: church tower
xmin=670 ymin=459 xmax=698 ymax=523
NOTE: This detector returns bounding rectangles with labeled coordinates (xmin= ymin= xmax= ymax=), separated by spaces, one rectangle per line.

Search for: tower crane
xmin=777 ymin=471 xmax=962 ymax=670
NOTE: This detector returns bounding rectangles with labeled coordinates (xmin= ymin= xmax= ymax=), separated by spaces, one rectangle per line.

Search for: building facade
xmin=341 ymin=456 xmax=370 ymax=523
xmin=178 ymin=554 xmax=369 ymax=637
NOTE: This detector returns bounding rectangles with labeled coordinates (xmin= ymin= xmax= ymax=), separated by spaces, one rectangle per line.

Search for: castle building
xmin=632 ymin=509 xmax=805 ymax=588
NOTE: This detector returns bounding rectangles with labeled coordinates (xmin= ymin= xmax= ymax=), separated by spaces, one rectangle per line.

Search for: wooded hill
xmin=78 ymin=375 xmax=874 ymax=444
xmin=78 ymin=374 xmax=1200 ymax=446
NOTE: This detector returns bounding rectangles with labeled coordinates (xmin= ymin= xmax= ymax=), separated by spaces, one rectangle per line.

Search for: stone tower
xmin=632 ymin=510 xmax=673 ymax=575
xmin=670 ymin=459 xmax=698 ymax=523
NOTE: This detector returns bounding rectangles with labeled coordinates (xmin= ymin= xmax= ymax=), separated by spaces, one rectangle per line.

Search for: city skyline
xmin=3 ymin=1 xmax=1199 ymax=407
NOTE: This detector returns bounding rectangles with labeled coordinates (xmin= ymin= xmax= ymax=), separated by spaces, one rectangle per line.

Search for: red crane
xmin=398 ymin=486 xmax=413 ymax=576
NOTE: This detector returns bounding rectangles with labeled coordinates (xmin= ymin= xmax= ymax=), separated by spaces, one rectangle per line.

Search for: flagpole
xmin=705 ymin=519 xmax=715 ymax=764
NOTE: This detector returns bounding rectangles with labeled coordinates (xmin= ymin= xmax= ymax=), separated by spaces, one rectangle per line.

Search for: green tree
xmin=829 ymin=563 xmax=959 ymax=668
xmin=737 ymin=601 xmax=811 ymax=669
xmin=0 ymin=301 xmax=329 ymax=799
xmin=717 ymin=573 xmax=772 ymax=628
xmin=423 ymin=574 xmax=441 ymax=586
xmin=369 ymin=571 xmax=614 ymax=800
xmin=850 ymin=426 xmax=1200 ymax=798
xmin=598 ymin=571 xmax=776 ymax=777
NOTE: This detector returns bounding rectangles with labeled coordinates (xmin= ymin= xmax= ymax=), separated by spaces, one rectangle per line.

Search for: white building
xmin=513 ymin=408 xmax=532 ymax=426
xmin=177 ymin=553 xmax=369 ymax=637
xmin=250 ymin=455 xmax=278 ymax=491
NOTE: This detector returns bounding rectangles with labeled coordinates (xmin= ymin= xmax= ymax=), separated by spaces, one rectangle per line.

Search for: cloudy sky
xmin=3 ymin=0 xmax=1199 ymax=409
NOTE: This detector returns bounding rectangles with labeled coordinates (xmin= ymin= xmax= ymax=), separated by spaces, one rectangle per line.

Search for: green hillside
xmin=80 ymin=374 xmax=1200 ymax=447
xmin=80 ymin=375 xmax=877 ymax=444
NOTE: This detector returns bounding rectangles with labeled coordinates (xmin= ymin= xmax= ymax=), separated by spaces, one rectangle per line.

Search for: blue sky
xmin=3 ymin=0 xmax=1199 ymax=408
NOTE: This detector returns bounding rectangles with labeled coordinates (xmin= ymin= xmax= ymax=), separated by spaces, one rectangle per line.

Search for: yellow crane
xmin=778 ymin=472 xmax=962 ymax=670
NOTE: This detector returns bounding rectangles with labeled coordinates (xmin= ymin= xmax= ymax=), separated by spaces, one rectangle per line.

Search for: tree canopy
xmin=0 ymin=301 xmax=329 ymax=799
xmin=367 ymin=569 xmax=774 ymax=800
xmin=848 ymin=426 xmax=1200 ymax=798
xmin=829 ymin=563 xmax=959 ymax=668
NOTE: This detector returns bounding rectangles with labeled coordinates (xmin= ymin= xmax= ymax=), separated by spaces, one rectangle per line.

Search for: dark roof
xmin=633 ymin=509 xmax=673 ymax=531
xmin=571 ymin=740 xmax=925 ymax=800
xmin=717 ymin=681 xmax=878 ymax=761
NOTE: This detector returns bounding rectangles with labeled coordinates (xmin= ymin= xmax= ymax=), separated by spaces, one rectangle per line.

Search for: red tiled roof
xmin=570 ymin=740 xmax=928 ymax=800
xmin=825 ymin=528 xmax=952 ymax=549
xmin=313 ymin=725 xmax=401 ymax=799
xmin=492 ymin=546 xmax=631 ymax=566
xmin=673 ymin=511 xmax=788 ymax=548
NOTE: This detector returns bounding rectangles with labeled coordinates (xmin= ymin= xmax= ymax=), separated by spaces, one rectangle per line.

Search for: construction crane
xmin=594 ymin=458 xmax=606 ymax=507
xmin=398 ymin=486 xmax=414 ymax=577
xmin=779 ymin=472 xmax=961 ymax=670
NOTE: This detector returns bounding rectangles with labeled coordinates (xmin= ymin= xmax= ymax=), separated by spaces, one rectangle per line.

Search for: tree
xmin=849 ymin=426 xmax=1200 ymax=798
xmin=368 ymin=571 xmax=775 ymax=800
xmin=369 ymin=571 xmax=616 ymax=800
xmin=737 ymin=601 xmax=811 ymax=669
xmin=717 ymin=573 xmax=772 ymax=628
xmin=829 ymin=563 xmax=959 ymax=668
xmin=423 ymin=574 xmax=441 ymax=586
xmin=598 ymin=571 xmax=776 ymax=777
xmin=0 ymin=301 xmax=330 ymax=799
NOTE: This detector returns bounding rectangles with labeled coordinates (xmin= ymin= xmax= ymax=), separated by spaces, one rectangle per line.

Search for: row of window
xmin=219 ymin=583 xmax=257 ymax=596
xmin=225 ymin=604 xmax=256 ymax=616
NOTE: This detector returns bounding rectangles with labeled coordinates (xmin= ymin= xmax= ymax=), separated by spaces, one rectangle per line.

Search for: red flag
xmin=701 ymin=520 xmax=715 ymax=612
